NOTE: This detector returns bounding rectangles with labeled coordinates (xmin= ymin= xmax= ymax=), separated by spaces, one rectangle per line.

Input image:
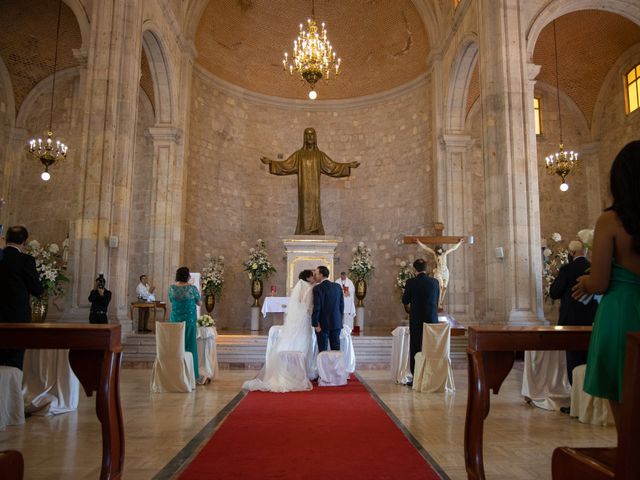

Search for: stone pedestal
xmin=250 ymin=306 xmax=260 ymax=332
xmin=283 ymin=236 xmax=342 ymax=295
xmin=356 ymin=307 xmax=365 ymax=331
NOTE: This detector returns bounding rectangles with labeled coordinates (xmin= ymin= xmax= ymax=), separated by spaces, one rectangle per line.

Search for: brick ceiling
xmin=194 ymin=0 xmax=431 ymax=100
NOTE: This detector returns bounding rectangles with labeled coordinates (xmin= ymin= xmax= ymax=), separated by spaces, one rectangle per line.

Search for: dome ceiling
xmin=194 ymin=0 xmax=430 ymax=100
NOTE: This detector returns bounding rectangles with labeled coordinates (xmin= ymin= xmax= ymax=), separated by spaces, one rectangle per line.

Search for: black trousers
xmin=316 ymin=328 xmax=341 ymax=352
xmin=566 ymin=350 xmax=588 ymax=385
xmin=409 ymin=319 xmax=423 ymax=375
xmin=89 ymin=312 xmax=108 ymax=324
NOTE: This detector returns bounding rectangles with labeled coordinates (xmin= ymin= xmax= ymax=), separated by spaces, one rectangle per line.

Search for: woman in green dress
xmin=169 ymin=266 xmax=201 ymax=382
xmin=572 ymin=140 xmax=640 ymax=429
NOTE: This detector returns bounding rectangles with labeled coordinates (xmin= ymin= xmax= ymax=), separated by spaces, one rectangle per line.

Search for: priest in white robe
xmin=335 ymin=272 xmax=356 ymax=329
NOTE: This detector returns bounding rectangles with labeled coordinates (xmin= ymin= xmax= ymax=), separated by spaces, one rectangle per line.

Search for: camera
xmin=97 ymin=273 xmax=106 ymax=289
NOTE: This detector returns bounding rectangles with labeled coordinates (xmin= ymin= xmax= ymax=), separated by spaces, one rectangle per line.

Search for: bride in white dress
xmin=243 ymin=270 xmax=317 ymax=392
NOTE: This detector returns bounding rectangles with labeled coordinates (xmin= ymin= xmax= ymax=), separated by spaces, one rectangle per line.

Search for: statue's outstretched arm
xmin=443 ymin=238 xmax=465 ymax=257
xmin=261 ymin=153 xmax=299 ymax=175
xmin=320 ymin=152 xmax=358 ymax=177
xmin=416 ymin=239 xmax=436 ymax=257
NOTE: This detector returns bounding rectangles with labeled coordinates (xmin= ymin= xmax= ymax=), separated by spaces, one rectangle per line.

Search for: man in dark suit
xmin=549 ymin=240 xmax=598 ymax=385
xmin=312 ymin=265 xmax=344 ymax=352
xmin=0 ymin=225 xmax=45 ymax=370
xmin=402 ymin=258 xmax=440 ymax=381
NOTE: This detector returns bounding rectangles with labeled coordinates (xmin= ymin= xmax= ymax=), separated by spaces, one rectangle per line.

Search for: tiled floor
xmin=0 ymin=366 xmax=616 ymax=479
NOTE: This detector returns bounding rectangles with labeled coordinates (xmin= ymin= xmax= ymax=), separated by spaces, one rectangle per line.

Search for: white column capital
xmin=72 ymin=47 xmax=89 ymax=67
xmin=146 ymin=126 xmax=182 ymax=144
xmin=527 ymin=63 xmax=542 ymax=82
xmin=439 ymin=133 xmax=473 ymax=151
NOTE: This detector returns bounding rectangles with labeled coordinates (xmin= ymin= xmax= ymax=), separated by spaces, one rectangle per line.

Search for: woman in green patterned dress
xmin=169 ymin=266 xmax=201 ymax=381
xmin=572 ymin=141 xmax=640 ymax=429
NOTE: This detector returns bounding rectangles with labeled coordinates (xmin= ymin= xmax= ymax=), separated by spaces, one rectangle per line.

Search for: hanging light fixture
xmin=282 ymin=0 xmax=341 ymax=100
xmin=544 ymin=20 xmax=578 ymax=192
xmin=26 ymin=0 xmax=69 ymax=181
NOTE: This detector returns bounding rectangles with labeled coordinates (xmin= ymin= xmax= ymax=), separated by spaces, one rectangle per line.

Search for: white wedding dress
xmin=243 ymin=279 xmax=317 ymax=392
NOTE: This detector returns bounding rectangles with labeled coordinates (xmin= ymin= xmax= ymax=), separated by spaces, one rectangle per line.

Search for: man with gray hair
xmin=549 ymin=239 xmax=598 ymax=389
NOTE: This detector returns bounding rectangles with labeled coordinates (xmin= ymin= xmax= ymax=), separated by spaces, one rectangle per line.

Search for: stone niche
xmin=283 ymin=236 xmax=341 ymax=294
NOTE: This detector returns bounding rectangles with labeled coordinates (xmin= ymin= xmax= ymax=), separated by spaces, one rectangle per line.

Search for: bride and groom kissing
xmin=243 ymin=266 xmax=345 ymax=392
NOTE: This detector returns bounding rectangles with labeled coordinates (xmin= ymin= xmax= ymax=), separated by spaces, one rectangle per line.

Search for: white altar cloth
xmin=521 ymin=350 xmax=570 ymax=411
xmin=22 ymin=349 xmax=80 ymax=416
xmin=196 ymin=326 xmax=218 ymax=384
xmin=261 ymin=297 xmax=290 ymax=318
xmin=391 ymin=326 xmax=413 ymax=384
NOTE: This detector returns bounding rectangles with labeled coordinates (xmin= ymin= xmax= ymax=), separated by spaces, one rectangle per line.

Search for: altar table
xmin=23 ymin=349 xmax=80 ymax=415
xmin=196 ymin=326 xmax=218 ymax=384
xmin=129 ymin=301 xmax=166 ymax=332
xmin=465 ymin=325 xmax=591 ymax=480
xmin=0 ymin=323 xmax=124 ymax=480
xmin=261 ymin=297 xmax=289 ymax=318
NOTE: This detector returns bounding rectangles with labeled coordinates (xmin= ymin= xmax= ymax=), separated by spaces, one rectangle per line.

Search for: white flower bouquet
xmin=349 ymin=241 xmax=374 ymax=281
xmin=197 ymin=314 xmax=215 ymax=327
xmin=243 ymin=239 xmax=276 ymax=281
xmin=541 ymin=233 xmax=568 ymax=301
xmin=202 ymin=254 xmax=225 ymax=299
xmin=577 ymin=229 xmax=594 ymax=250
xmin=395 ymin=260 xmax=415 ymax=291
xmin=25 ymin=239 xmax=69 ymax=299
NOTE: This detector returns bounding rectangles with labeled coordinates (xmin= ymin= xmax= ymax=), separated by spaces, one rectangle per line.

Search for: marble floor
xmin=0 ymin=365 xmax=615 ymax=479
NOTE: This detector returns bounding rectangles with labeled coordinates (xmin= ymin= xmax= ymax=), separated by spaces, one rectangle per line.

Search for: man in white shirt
xmin=334 ymin=271 xmax=356 ymax=329
xmin=135 ymin=274 xmax=155 ymax=333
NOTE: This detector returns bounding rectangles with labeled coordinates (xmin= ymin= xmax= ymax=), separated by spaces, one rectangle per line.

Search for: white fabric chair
xmin=521 ymin=350 xmax=570 ymax=411
xmin=151 ymin=322 xmax=196 ymax=393
xmin=569 ymin=364 xmax=614 ymax=426
xmin=340 ymin=325 xmax=356 ymax=373
xmin=22 ymin=349 xmax=80 ymax=415
xmin=412 ymin=322 xmax=455 ymax=393
xmin=317 ymin=351 xmax=348 ymax=386
xmin=0 ymin=366 xmax=25 ymax=430
xmin=196 ymin=326 xmax=218 ymax=384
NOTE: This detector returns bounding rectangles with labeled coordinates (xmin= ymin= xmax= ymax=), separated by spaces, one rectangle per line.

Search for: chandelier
xmin=26 ymin=0 xmax=68 ymax=181
xmin=544 ymin=20 xmax=578 ymax=192
xmin=282 ymin=0 xmax=341 ymax=100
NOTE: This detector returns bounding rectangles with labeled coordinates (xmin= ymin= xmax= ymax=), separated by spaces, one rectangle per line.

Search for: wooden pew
xmin=0 ymin=450 xmax=24 ymax=480
xmin=464 ymin=325 xmax=592 ymax=480
xmin=0 ymin=323 xmax=124 ymax=480
xmin=551 ymin=332 xmax=640 ymax=480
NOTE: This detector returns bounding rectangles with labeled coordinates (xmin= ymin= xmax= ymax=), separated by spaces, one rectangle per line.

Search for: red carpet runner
xmin=180 ymin=377 xmax=443 ymax=479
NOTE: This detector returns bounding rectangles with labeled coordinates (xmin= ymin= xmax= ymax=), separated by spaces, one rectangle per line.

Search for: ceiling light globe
xmin=41 ymin=171 xmax=51 ymax=181
xmin=560 ymin=182 xmax=569 ymax=192
xmin=308 ymin=90 xmax=317 ymax=100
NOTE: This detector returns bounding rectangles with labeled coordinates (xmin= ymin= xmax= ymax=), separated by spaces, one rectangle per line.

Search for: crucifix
xmin=403 ymin=222 xmax=473 ymax=310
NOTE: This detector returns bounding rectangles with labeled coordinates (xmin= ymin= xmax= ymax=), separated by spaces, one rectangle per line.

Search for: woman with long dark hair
xmin=169 ymin=266 xmax=201 ymax=381
xmin=572 ymin=140 xmax=640 ymax=427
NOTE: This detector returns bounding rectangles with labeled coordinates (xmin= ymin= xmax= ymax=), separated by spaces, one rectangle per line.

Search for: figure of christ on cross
xmin=404 ymin=223 xmax=471 ymax=310
xmin=261 ymin=128 xmax=360 ymax=235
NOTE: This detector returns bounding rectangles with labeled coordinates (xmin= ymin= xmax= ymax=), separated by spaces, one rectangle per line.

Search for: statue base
xmin=283 ymin=235 xmax=342 ymax=295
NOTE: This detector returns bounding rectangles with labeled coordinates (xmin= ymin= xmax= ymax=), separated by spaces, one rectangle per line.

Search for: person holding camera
xmin=89 ymin=273 xmax=111 ymax=324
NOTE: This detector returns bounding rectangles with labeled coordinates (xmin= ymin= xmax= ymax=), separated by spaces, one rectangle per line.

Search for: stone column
xmin=69 ymin=0 xmax=143 ymax=326
xmin=1 ymin=128 xmax=29 ymax=224
xmin=581 ymin=142 xmax=602 ymax=227
xmin=478 ymin=0 xmax=544 ymax=323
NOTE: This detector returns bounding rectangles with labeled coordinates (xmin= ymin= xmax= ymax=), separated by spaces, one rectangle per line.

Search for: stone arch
xmin=527 ymin=0 xmax=640 ymax=61
xmin=445 ymin=36 xmax=479 ymax=132
xmin=62 ymin=0 xmax=91 ymax=52
xmin=141 ymin=27 xmax=174 ymax=125
xmin=0 ymin=56 xmax=16 ymax=123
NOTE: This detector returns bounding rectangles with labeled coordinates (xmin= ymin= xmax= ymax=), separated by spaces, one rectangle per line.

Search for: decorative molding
xmin=192 ymin=64 xmax=429 ymax=111
xmin=439 ymin=133 xmax=472 ymax=149
xmin=527 ymin=63 xmax=542 ymax=82
xmin=146 ymin=125 xmax=181 ymax=143
xmin=72 ymin=47 xmax=88 ymax=66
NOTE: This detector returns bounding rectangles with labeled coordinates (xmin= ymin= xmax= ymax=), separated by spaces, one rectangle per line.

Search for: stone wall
xmin=186 ymin=70 xmax=432 ymax=329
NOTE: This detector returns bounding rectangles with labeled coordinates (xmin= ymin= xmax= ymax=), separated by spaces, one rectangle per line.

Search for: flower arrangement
xmin=197 ymin=314 xmax=215 ymax=327
xmin=395 ymin=260 xmax=415 ymax=291
xmin=243 ymin=239 xmax=276 ymax=281
xmin=577 ymin=229 xmax=594 ymax=250
xmin=349 ymin=241 xmax=375 ymax=281
xmin=542 ymin=232 xmax=568 ymax=301
xmin=25 ymin=239 xmax=69 ymax=299
xmin=202 ymin=254 xmax=225 ymax=299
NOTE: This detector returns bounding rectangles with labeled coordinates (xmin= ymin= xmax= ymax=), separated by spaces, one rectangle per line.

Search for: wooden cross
xmin=403 ymin=222 xmax=472 ymax=246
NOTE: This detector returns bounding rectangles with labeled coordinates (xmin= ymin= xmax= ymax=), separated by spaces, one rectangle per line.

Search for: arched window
xmin=533 ymin=97 xmax=542 ymax=135
xmin=625 ymin=64 xmax=640 ymax=114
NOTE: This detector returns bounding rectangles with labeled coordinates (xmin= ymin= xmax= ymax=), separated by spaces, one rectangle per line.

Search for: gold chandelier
xmin=544 ymin=20 xmax=578 ymax=192
xmin=27 ymin=0 xmax=69 ymax=181
xmin=282 ymin=0 xmax=341 ymax=100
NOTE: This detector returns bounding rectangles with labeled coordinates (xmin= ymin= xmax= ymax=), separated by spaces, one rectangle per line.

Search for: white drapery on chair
xmin=22 ymin=349 xmax=80 ymax=415
xmin=569 ymin=364 xmax=614 ymax=426
xmin=521 ymin=351 xmax=570 ymax=411
xmin=317 ymin=351 xmax=348 ymax=386
xmin=412 ymin=322 xmax=455 ymax=393
xmin=196 ymin=326 xmax=218 ymax=384
xmin=0 ymin=366 xmax=24 ymax=430
xmin=151 ymin=322 xmax=196 ymax=393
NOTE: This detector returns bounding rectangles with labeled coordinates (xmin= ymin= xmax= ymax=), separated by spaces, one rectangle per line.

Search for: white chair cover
xmin=0 ymin=366 xmax=24 ymax=430
xmin=151 ymin=322 xmax=196 ymax=393
xmin=569 ymin=364 xmax=614 ymax=426
xmin=276 ymin=351 xmax=309 ymax=386
xmin=413 ymin=322 xmax=455 ymax=393
xmin=196 ymin=326 xmax=218 ymax=384
xmin=390 ymin=326 xmax=412 ymax=384
xmin=521 ymin=351 xmax=570 ymax=411
xmin=340 ymin=325 xmax=356 ymax=373
xmin=22 ymin=349 xmax=80 ymax=415
xmin=317 ymin=351 xmax=348 ymax=387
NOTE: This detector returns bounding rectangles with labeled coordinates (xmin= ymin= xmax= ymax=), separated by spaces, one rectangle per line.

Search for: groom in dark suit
xmin=0 ymin=225 xmax=45 ymax=369
xmin=402 ymin=258 xmax=440 ymax=379
xmin=312 ymin=265 xmax=344 ymax=352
